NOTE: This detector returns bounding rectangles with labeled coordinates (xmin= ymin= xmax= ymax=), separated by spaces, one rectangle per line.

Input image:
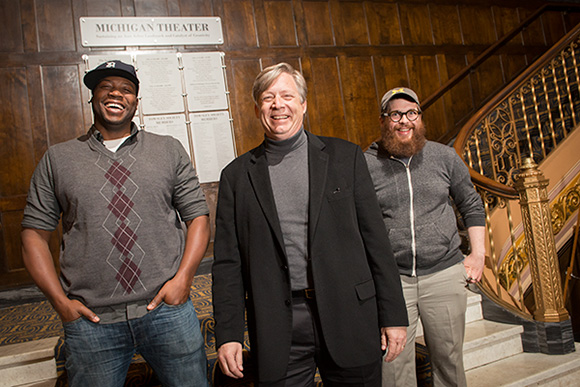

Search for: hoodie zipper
xmin=393 ymin=156 xmax=417 ymax=277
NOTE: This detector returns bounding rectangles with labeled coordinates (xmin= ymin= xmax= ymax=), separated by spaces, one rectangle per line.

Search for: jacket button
xmin=281 ymin=265 xmax=288 ymax=271
xmin=285 ymin=299 xmax=291 ymax=307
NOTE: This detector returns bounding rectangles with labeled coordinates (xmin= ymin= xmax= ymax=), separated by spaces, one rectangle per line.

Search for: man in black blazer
xmin=212 ymin=63 xmax=408 ymax=386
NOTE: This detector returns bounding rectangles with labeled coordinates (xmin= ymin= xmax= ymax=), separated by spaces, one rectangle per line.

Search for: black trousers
xmin=259 ymin=297 xmax=381 ymax=387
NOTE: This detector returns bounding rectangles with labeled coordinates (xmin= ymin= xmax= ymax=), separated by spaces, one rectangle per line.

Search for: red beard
xmin=379 ymin=121 xmax=427 ymax=158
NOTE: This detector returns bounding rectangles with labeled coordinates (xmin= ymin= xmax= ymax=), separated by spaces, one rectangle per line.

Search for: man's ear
xmin=254 ymin=104 xmax=260 ymax=118
xmin=302 ymin=100 xmax=307 ymax=115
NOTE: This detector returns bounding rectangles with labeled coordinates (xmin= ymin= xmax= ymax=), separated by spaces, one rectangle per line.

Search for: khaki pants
xmin=382 ymin=262 xmax=468 ymax=387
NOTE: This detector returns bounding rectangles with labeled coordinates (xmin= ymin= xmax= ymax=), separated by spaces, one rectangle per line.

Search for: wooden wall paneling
xmin=564 ymin=10 xmax=580 ymax=31
xmin=249 ymin=0 xmax=270 ymax=48
xmin=502 ymin=53 xmax=529 ymax=82
xmin=373 ymin=55 xmax=410 ymax=97
xmin=20 ymin=0 xmax=39 ymax=52
xmin=167 ymin=0 xmax=183 ymax=16
xmin=41 ymin=65 xmax=85 ymax=146
xmin=120 ymin=0 xmax=137 ymax=16
xmin=458 ymin=5 xmax=497 ymax=46
xmin=519 ymin=7 xmax=547 ymax=47
xmin=335 ymin=1 xmax=369 ymax=46
xmin=406 ymin=55 xmax=440 ymax=104
xmin=399 ymin=3 xmax=433 ymax=45
xmin=222 ymin=0 xmax=259 ymax=48
xmin=0 ymin=68 xmax=35 ymax=197
xmin=0 ymin=209 xmax=29 ymax=289
xmin=365 ymin=2 xmax=402 ymax=46
xmin=303 ymin=1 xmax=334 ymax=46
xmin=228 ymin=59 xmax=263 ymax=155
xmin=291 ymin=0 xmax=309 ymax=46
xmin=429 ymin=4 xmax=462 ymax=45
xmin=0 ymin=1 xmax=24 ymax=52
xmin=541 ymin=12 xmax=567 ymax=46
xmin=0 ymin=67 xmax=43 ymax=290
xmin=338 ymin=56 xmax=378 ymax=147
xmin=441 ymin=54 xmax=475 ymax=134
xmin=406 ymin=55 xmax=447 ymax=141
xmin=307 ymin=57 xmax=346 ymax=138
xmin=133 ymin=0 xmax=170 ymax=16
xmin=468 ymin=53 xmax=505 ymax=110
xmin=434 ymin=54 xmax=458 ymax=142
xmin=36 ymin=0 xmax=76 ymax=52
xmin=493 ymin=6 xmax=523 ymax=44
xmin=263 ymin=0 xmax=299 ymax=47
xmin=178 ymin=0 xmax=215 ymax=16
xmin=84 ymin=0 xmax=122 ymax=16
xmin=26 ymin=66 xmax=50 ymax=165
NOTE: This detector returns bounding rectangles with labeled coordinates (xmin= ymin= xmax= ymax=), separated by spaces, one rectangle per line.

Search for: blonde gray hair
xmin=252 ymin=63 xmax=307 ymax=105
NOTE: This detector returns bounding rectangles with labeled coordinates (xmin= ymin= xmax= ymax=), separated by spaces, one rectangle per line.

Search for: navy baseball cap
xmin=83 ymin=60 xmax=139 ymax=94
xmin=380 ymin=87 xmax=420 ymax=112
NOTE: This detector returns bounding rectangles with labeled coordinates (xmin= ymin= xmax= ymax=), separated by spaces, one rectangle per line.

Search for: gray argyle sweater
xmin=22 ymin=125 xmax=209 ymax=308
xmin=364 ymin=141 xmax=485 ymax=276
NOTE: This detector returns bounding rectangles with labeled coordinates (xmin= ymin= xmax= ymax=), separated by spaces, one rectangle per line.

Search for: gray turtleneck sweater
xmin=264 ymin=129 xmax=310 ymax=290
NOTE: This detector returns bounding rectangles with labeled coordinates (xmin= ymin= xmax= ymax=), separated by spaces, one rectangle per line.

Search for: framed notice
xmin=190 ymin=111 xmax=236 ymax=183
xmin=138 ymin=54 xmax=183 ymax=114
xmin=143 ymin=114 xmax=191 ymax=157
xmin=182 ymin=52 xmax=228 ymax=112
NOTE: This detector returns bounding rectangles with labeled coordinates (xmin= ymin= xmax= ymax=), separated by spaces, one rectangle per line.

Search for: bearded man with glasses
xmin=365 ymin=87 xmax=486 ymax=387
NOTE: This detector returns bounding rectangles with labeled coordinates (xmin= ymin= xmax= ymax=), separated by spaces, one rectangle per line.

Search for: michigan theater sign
xmin=80 ymin=17 xmax=223 ymax=47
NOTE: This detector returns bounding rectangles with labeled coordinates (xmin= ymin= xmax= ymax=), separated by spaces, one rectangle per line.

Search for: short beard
xmin=379 ymin=122 xmax=427 ymax=158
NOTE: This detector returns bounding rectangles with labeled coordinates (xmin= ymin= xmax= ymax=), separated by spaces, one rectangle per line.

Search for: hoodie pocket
xmin=415 ymin=222 xmax=454 ymax=262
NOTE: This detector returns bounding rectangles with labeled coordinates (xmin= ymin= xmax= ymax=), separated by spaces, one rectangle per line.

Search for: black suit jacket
xmin=212 ymin=132 xmax=407 ymax=382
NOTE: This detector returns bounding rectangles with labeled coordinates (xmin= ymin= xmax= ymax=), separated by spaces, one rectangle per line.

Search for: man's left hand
xmin=463 ymin=252 xmax=485 ymax=283
xmin=381 ymin=326 xmax=407 ymax=362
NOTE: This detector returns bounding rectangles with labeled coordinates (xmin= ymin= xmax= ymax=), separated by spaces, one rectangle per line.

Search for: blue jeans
xmin=63 ymin=300 xmax=208 ymax=387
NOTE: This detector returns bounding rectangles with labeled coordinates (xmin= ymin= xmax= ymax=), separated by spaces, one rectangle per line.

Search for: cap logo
xmin=106 ymin=62 xmax=116 ymax=68
xmin=392 ymin=88 xmax=405 ymax=95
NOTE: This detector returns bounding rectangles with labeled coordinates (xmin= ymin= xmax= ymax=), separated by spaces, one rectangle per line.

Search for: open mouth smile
xmin=104 ymin=101 xmax=126 ymax=112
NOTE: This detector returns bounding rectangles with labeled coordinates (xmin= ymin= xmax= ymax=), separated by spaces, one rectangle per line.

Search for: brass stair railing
xmin=453 ymin=23 xmax=580 ymax=320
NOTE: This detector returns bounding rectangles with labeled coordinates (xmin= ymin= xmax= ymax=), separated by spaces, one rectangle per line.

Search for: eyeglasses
xmin=382 ymin=109 xmax=421 ymax=122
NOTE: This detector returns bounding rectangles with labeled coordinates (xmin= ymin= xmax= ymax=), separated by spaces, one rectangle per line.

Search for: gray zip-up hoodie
xmin=365 ymin=141 xmax=485 ymax=276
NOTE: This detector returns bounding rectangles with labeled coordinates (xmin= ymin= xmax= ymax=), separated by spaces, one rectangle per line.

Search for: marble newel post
xmin=514 ymin=157 xmax=574 ymax=354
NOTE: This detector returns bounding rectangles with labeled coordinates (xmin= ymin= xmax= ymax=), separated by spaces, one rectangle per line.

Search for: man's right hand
xmin=217 ymin=342 xmax=244 ymax=379
xmin=21 ymin=228 xmax=100 ymax=324
xmin=57 ymin=298 xmax=99 ymax=324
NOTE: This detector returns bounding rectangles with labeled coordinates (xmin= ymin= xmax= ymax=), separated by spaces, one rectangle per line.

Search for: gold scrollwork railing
xmin=454 ymin=24 xmax=580 ymax=320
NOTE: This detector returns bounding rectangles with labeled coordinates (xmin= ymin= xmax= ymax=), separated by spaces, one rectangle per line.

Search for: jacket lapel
xmin=247 ymin=145 xmax=286 ymax=253
xmin=307 ymin=133 xmax=328 ymax=243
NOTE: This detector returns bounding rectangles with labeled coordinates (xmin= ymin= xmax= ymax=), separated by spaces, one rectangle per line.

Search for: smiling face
xmin=379 ymin=97 xmax=426 ymax=157
xmin=91 ymin=76 xmax=138 ymax=140
xmin=255 ymin=72 xmax=307 ymax=141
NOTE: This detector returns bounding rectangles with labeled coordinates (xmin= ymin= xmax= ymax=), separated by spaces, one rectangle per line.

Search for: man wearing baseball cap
xmin=21 ymin=60 xmax=211 ymax=386
xmin=365 ymin=87 xmax=486 ymax=386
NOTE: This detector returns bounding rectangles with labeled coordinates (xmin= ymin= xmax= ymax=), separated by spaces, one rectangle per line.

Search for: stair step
xmin=463 ymin=319 xmax=524 ymax=370
xmin=0 ymin=337 xmax=59 ymax=387
xmin=465 ymin=290 xmax=483 ymax=323
xmin=466 ymin=342 xmax=580 ymax=386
